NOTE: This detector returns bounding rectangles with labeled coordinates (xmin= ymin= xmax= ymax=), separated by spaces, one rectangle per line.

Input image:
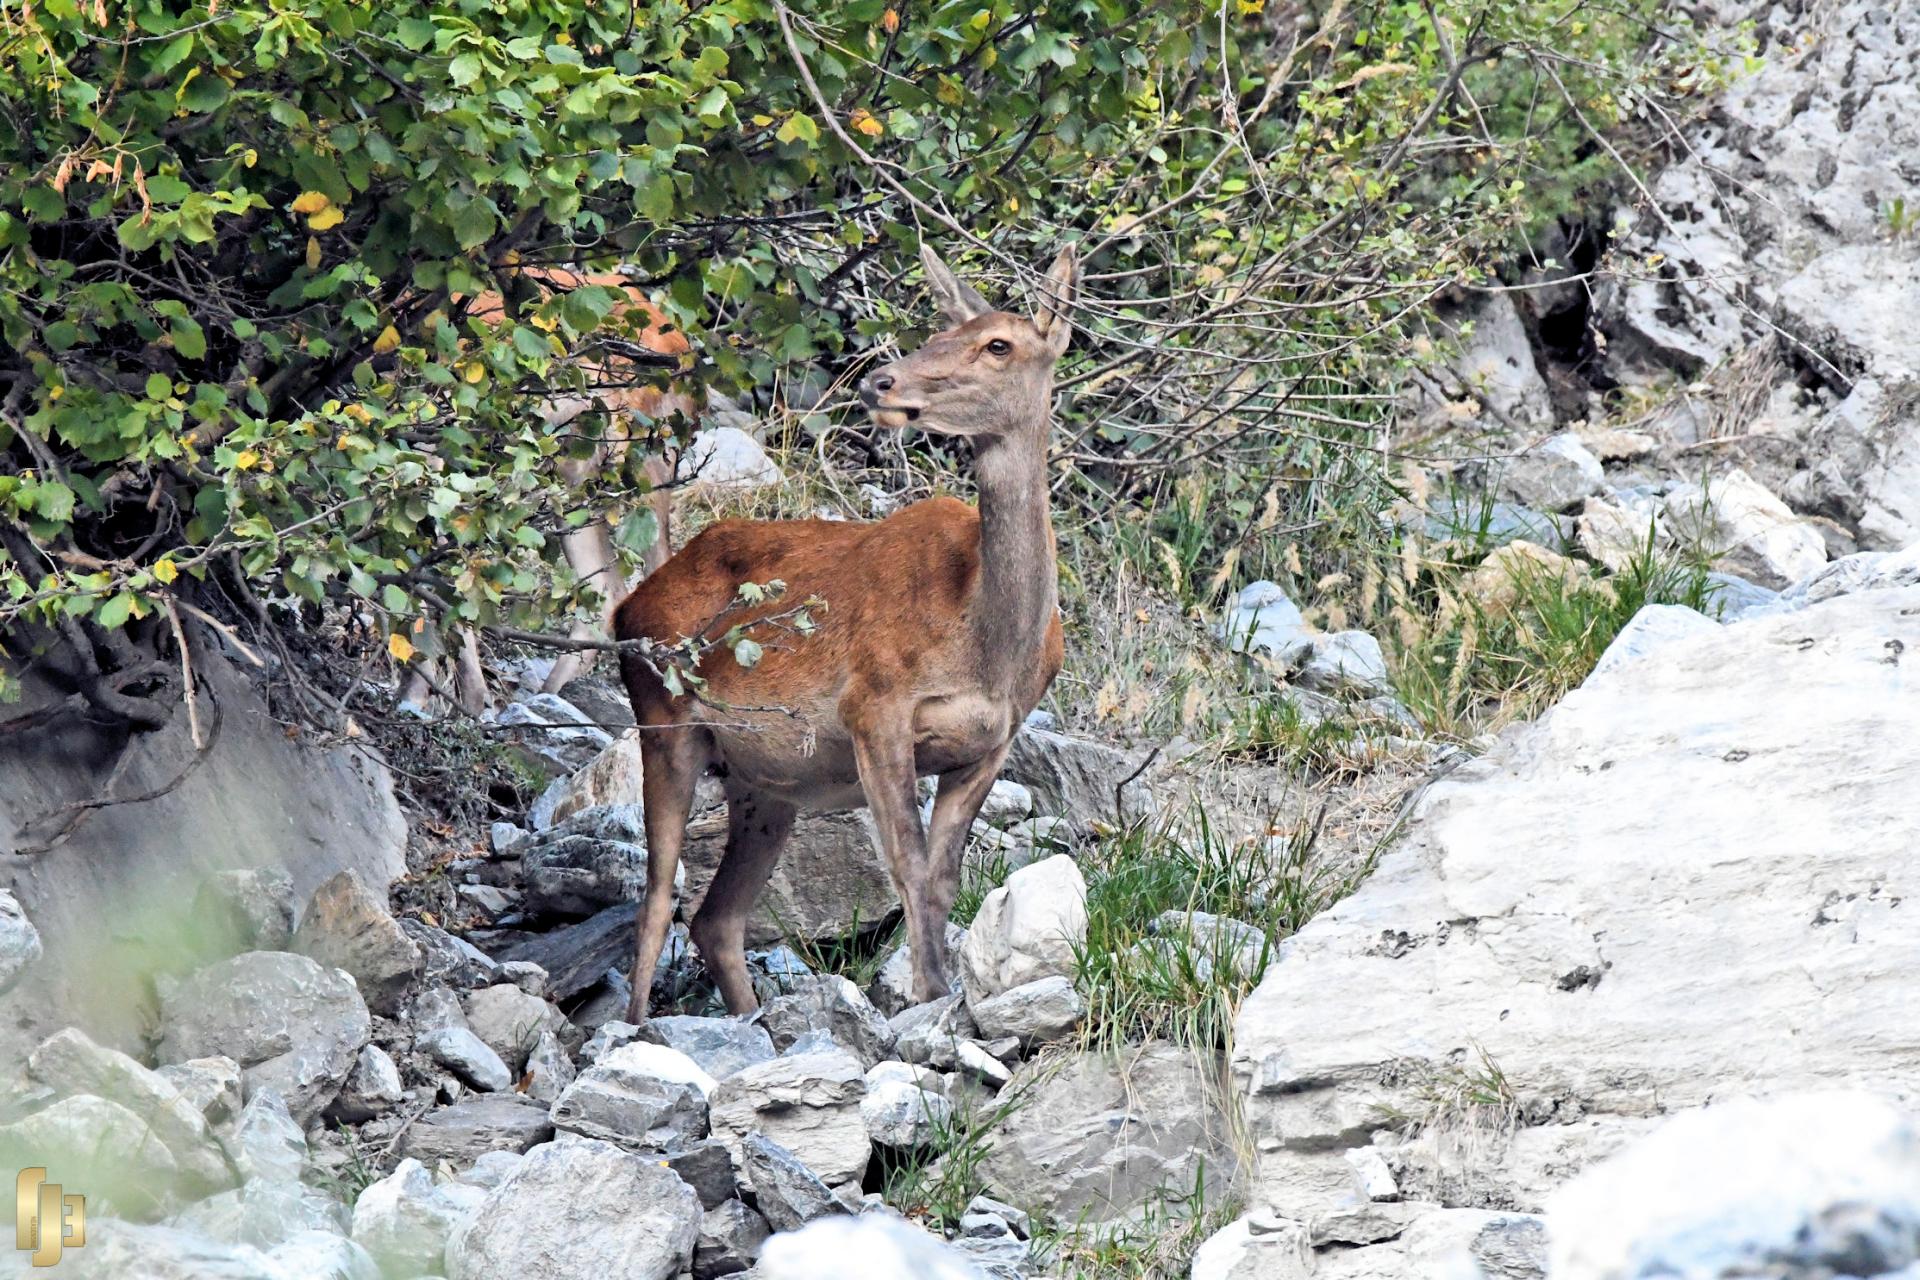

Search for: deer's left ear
xmin=1032 ymin=243 xmax=1079 ymax=357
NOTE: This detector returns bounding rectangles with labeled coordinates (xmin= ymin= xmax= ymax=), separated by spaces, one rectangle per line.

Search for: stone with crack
xmin=158 ymin=950 xmax=371 ymax=1125
xmin=446 ymin=1136 xmax=701 ymax=1280
xmin=709 ymin=1048 xmax=870 ymax=1189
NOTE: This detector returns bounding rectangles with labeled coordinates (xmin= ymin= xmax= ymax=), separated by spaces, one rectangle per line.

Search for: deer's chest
xmin=911 ymin=692 xmax=1016 ymax=774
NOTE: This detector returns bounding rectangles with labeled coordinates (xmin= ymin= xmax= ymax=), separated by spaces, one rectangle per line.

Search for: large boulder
xmin=1664 ymin=468 xmax=1828 ymax=591
xmin=1597 ymin=0 xmax=1920 ymax=549
xmin=1002 ymin=727 xmax=1152 ymax=826
xmin=959 ymin=855 xmax=1087 ymax=1006
xmin=461 ymin=982 xmax=565 ymax=1074
xmin=543 ymin=736 xmax=645 ymax=828
xmin=351 ymin=1157 xmax=485 ymax=1278
xmin=754 ymin=975 xmax=896 ymax=1069
xmin=445 ymin=1137 xmax=701 ymax=1280
xmin=1496 ymin=433 xmax=1605 ymax=514
xmin=499 ymin=902 xmax=636 ymax=1002
xmin=15 ymin=1220 xmax=377 ymax=1280
xmin=976 ymin=1042 xmax=1241 ymax=1225
xmin=291 ymin=870 xmax=422 ymax=1015
xmin=738 ymin=1134 xmax=847 ymax=1234
xmin=0 ymin=889 xmax=43 ymax=995
xmin=417 ymin=1026 xmax=514 ymax=1093
xmin=1232 ymin=584 xmax=1920 ymax=1236
xmin=756 ymin=1214 xmax=984 ymax=1280
xmin=157 ymin=950 xmax=371 ymax=1125
xmin=25 ymin=1027 xmax=237 ymax=1197
xmin=397 ymin=1095 xmax=555 ymax=1165
xmin=1548 ymin=1092 xmax=1920 ymax=1280
xmin=648 ymin=1015 xmax=777 ymax=1080
xmin=708 ymin=1048 xmax=870 ymax=1188
xmin=682 ymin=809 xmax=899 ymax=947
xmin=0 ymin=1095 xmax=186 ymax=1218
xmin=550 ymin=1042 xmax=712 ymax=1151
xmin=520 ymin=826 xmax=650 ymax=918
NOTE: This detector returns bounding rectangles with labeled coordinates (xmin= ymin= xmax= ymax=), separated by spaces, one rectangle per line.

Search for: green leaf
xmin=145 ymin=373 xmax=172 ymax=399
xmin=96 ymin=593 xmax=135 ymax=630
xmin=144 ymin=174 xmax=190 ymax=203
xmin=776 ymin=113 xmax=820 ymax=145
xmin=615 ymin=507 xmax=659 ymax=555
xmin=448 ymin=52 xmax=484 ymax=87
xmin=26 ymin=481 xmax=76 ymax=524
xmin=150 ymin=32 xmax=195 ymax=75
xmin=732 ymin=637 xmax=764 ymax=669
xmin=171 ymin=318 xmax=207 ymax=360
xmin=396 ymin=17 xmax=436 ymax=50
xmin=452 ymin=199 xmax=495 ymax=249
xmin=22 ymin=187 xmax=65 ymax=222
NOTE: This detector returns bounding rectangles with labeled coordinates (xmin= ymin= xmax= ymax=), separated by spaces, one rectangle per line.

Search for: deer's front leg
xmin=920 ymin=743 xmax=1012 ymax=996
xmin=848 ymin=709 xmax=944 ymax=1002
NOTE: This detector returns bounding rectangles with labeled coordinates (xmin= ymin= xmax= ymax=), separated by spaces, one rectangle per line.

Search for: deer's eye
xmin=986 ymin=339 xmax=1012 ymax=356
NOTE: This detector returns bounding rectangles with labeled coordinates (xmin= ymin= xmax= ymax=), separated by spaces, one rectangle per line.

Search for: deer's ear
xmin=1032 ymin=243 xmax=1079 ymax=357
xmin=920 ymin=244 xmax=991 ymax=327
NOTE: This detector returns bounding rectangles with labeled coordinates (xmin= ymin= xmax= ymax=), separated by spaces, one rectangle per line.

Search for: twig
xmin=173 ymin=598 xmax=269 ymax=668
xmin=163 ymin=596 xmax=204 ymax=750
xmin=1113 ymin=742 xmax=1163 ymax=825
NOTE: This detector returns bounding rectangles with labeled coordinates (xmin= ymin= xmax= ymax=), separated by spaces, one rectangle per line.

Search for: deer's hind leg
xmin=690 ymin=784 xmax=796 ymax=1015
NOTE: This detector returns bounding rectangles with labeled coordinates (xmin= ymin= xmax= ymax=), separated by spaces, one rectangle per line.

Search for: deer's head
xmin=860 ymin=243 xmax=1079 ymax=440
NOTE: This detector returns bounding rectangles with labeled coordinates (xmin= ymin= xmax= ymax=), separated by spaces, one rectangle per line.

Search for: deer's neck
xmin=970 ymin=432 xmax=1057 ymax=689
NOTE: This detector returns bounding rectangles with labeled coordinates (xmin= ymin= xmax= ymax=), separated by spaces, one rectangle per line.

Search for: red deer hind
xmin=397 ymin=268 xmax=692 ymax=712
xmin=615 ymin=243 xmax=1080 ymax=1020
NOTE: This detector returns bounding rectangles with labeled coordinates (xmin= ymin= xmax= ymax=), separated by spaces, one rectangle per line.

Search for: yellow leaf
xmin=372 ymin=324 xmax=401 ymax=354
xmin=47 ymin=385 xmax=63 ymax=401
xmin=388 ymin=632 xmax=415 ymax=663
xmin=461 ymin=361 xmax=485 ymax=384
xmin=233 ymin=449 xmax=260 ymax=471
xmin=290 ymin=190 xmax=331 ymax=215
xmin=305 ymin=236 xmax=321 ymax=269
xmin=850 ymin=108 xmax=884 ymax=138
xmin=307 ymin=205 xmax=345 ymax=231
xmin=153 ymin=558 xmax=179 ymax=584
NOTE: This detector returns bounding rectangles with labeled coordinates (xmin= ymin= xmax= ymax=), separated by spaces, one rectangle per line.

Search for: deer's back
xmin=616 ymin=496 xmax=986 ymax=704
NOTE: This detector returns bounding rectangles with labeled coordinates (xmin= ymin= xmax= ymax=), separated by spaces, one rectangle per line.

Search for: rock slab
xmin=1233 ymin=585 xmax=1920 ymax=1222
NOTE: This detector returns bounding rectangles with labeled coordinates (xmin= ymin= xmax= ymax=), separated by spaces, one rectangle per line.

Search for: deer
xmin=614 ymin=242 xmax=1079 ymax=1023
xmin=397 ymin=268 xmax=693 ymax=713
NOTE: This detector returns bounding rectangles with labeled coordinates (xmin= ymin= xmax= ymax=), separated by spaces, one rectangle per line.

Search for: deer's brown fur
xmin=615 ymin=243 xmax=1079 ymax=1017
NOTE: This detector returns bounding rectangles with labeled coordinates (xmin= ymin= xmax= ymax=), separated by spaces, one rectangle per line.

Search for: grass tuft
xmin=1388 ymin=529 xmax=1716 ymax=738
xmin=1031 ymin=1174 xmax=1242 ymax=1280
xmin=1073 ymin=808 xmax=1352 ymax=1054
